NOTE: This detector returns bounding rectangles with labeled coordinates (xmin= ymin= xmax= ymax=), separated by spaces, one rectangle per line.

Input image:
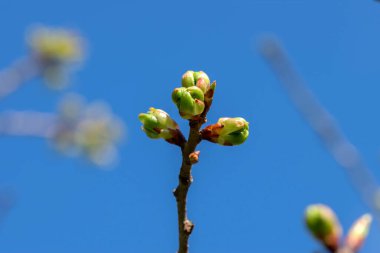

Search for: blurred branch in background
xmin=0 ymin=25 xmax=125 ymax=168
xmin=258 ymin=36 xmax=380 ymax=224
xmin=0 ymin=57 xmax=40 ymax=99
xmin=0 ymin=110 xmax=57 ymax=137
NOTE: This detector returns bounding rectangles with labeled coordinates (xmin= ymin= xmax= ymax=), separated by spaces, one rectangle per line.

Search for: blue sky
xmin=0 ymin=0 xmax=380 ymax=252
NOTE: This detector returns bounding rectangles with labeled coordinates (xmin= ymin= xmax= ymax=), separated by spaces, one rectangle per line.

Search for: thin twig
xmin=173 ymin=121 xmax=201 ymax=253
xmin=0 ymin=56 xmax=41 ymax=99
xmin=259 ymin=37 xmax=380 ymax=224
xmin=0 ymin=188 xmax=15 ymax=226
xmin=173 ymin=84 xmax=215 ymax=253
xmin=0 ymin=111 xmax=57 ymax=138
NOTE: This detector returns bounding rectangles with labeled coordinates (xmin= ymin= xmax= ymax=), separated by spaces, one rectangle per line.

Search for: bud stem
xmin=173 ymin=83 xmax=215 ymax=253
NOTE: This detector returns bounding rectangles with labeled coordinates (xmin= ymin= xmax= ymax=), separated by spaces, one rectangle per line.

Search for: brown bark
xmin=173 ymin=82 xmax=215 ymax=253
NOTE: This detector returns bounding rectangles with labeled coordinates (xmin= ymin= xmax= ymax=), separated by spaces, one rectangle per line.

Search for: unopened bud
xmin=181 ymin=70 xmax=211 ymax=94
xmin=201 ymin=117 xmax=249 ymax=146
xmin=172 ymin=87 xmax=205 ymax=120
xmin=345 ymin=214 xmax=372 ymax=252
xmin=305 ymin=204 xmax=342 ymax=251
xmin=196 ymin=78 xmax=209 ymax=94
xmin=138 ymin=108 xmax=185 ymax=145
xmin=189 ymin=151 xmax=200 ymax=164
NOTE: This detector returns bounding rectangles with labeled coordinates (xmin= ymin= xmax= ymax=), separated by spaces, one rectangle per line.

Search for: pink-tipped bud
xmin=181 ymin=70 xmax=211 ymax=94
xmin=345 ymin=214 xmax=372 ymax=252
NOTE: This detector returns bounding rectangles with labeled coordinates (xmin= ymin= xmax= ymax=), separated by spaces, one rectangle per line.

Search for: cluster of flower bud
xmin=139 ymin=70 xmax=249 ymax=147
xmin=305 ymin=204 xmax=372 ymax=252
xmin=171 ymin=70 xmax=215 ymax=120
xmin=138 ymin=107 xmax=185 ymax=146
xmin=53 ymin=94 xmax=124 ymax=167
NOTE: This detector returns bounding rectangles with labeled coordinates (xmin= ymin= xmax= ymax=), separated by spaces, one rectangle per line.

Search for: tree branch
xmin=173 ymin=121 xmax=200 ymax=253
xmin=173 ymin=83 xmax=215 ymax=253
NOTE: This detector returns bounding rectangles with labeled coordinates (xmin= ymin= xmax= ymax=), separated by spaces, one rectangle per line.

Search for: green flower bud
xmin=201 ymin=117 xmax=249 ymax=146
xmin=181 ymin=70 xmax=211 ymax=94
xmin=305 ymin=204 xmax=342 ymax=251
xmin=172 ymin=87 xmax=205 ymax=120
xmin=345 ymin=214 xmax=372 ymax=252
xmin=138 ymin=108 xmax=185 ymax=145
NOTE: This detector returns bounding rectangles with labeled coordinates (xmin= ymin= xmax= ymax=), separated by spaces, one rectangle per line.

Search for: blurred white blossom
xmin=26 ymin=25 xmax=85 ymax=89
xmin=27 ymin=26 xmax=83 ymax=63
xmin=53 ymin=94 xmax=124 ymax=167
